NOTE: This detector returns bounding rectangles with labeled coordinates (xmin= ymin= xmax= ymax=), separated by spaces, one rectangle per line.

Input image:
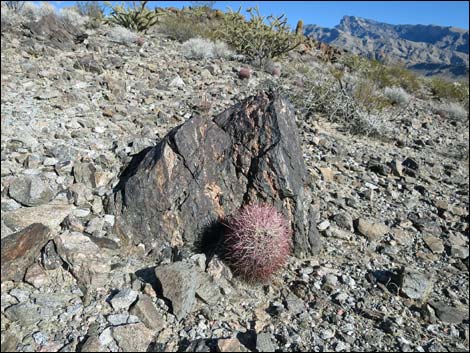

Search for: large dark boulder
xmin=109 ymin=91 xmax=320 ymax=259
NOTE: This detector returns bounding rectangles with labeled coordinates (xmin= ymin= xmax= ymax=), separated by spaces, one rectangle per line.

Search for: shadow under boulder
xmin=107 ymin=90 xmax=320 ymax=261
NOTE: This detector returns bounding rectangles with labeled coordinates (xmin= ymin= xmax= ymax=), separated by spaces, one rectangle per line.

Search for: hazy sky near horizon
xmin=43 ymin=1 xmax=470 ymax=29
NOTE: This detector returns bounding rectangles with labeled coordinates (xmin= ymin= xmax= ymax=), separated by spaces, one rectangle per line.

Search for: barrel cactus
xmin=224 ymin=203 xmax=293 ymax=282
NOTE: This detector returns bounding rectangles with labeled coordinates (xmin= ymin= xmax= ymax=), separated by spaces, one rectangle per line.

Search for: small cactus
xmin=295 ymin=19 xmax=304 ymax=36
xmin=224 ymin=203 xmax=292 ymax=282
xmin=238 ymin=67 xmax=251 ymax=79
xmin=136 ymin=36 xmax=145 ymax=46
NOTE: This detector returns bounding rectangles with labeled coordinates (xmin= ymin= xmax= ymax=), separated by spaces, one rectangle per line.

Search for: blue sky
xmin=45 ymin=1 xmax=470 ymax=29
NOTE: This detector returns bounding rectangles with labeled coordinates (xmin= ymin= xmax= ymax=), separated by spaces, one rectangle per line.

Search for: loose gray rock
xmin=399 ymin=266 xmax=433 ymax=301
xmin=285 ymin=293 xmax=305 ymax=315
xmin=85 ymin=217 xmax=105 ymax=235
xmin=317 ymin=220 xmax=330 ymax=231
xmin=195 ymin=271 xmax=222 ymax=306
xmin=326 ymin=226 xmax=353 ymax=240
xmin=256 ymin=332 xmax=276 ymax=352
xmin=87 ymin=235 xmax=119 ymax=250
xmin=54 ymin=232 xmax=112 ymax=288
xmin=183 ymin=339 xmax=212 ymax=352
xmin=99 ymin=327 xmax=114 ymax=346
xmin=112 ymin=323 xmax=154 ymax=352
xmin=169 ymin=75 xmax=185 ymax=88
xmin=9 ymin=175 xmax=54 ymax=207
xmin=129 ymin=294 xmax=165 ymax=331
xmin=321 ymin=329 xmax=335 ymax=340
xmin=9 ymin=288 xmax=30 ymax=302
xmin=80 ymin=336 xmax=107 ymax=352
xmin=1 ymin=221 xmax=14 ymax=239
xmin=107 ymin=312 xmax=130 ymax=325
xmin=1 ymin=198 xmax=22 ymax=212
xmin=41 ymin=240 xmax=63 ymax=270
xmin=191 ymin=253 xmax=207 ymax=270
xmin=154 ymin=261 xmax=198 ymax=321
xmin=32 ymin=332 xmax=48 ymax=346
xmin=4 ymin=302 xmax=41 ymax=325
xmin=73 ymin=162 xmax=98 ymax=189
xmin=429 ymin=301 xmax=468 ymax=324
xmin=74 ymin=56 xmax=103 ymax=74
xmin=111 ymin=288 xmax=137 ymax=310
xmin=206 ymin=255 xmax=232 ymax=281
xmin=423 ymin=235 xmax=444 ymax=253
xmin=333 ymin=213 xmax=354 ymax=231
xmin=24 ymin=263 xmax=48 ymax=289
xmin=0 ymin=331 xmax=20 ymax=352
xmin=355 ymin=218 xmax=389 ymax=241
xmin=450 ymin=244 xmax=469 ymax=259
xmin=66 ymin=183 xmax=93 ymax=207
xmin=324 ymin=274 xmax=339 ymax=288
xmin=218 ymin=337 xmax=244 ymax=352
xmin=55 ymin=160 xmax=74 ymax=176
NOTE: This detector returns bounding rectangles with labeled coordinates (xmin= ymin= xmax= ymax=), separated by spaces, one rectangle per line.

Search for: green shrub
xmin=216 ymin=6 xmax=303 ymax=67
xmin=433 ymin=102 xmax=468 ymax=121
xmin=366 ymin=60 xmax=420 ymax=92
xmin=387 ymin=65 xmax=420 ymax=92
xmin=158 ymin=7 xmax=221 ymax=42
xmin=181 ymin=37 xmax=232 ymax=59
xmin=429 ymin=77 xmax=469 ymax=105
xmin=76 ymin=1 xmax=104 ymax=21
xmin=104 ymin=1 xmax=161 ymax=33
xmin=354 ymin=79 xmax=391 ymax=112
xmin=383 ymin=86 xmax=411 ymax=106
xmin=284 ymin=62 xmax=395 ymax=138
xmin=342 ymin=55 xmax=420 ymax=93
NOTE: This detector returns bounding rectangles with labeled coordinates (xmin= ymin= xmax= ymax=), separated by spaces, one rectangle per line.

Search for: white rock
xmin=104 ymin=214 xmax=115 ymax=226
xmin=110 ymin=289 xmax=138 ymax=311
xmin=99 ymin=327 xmax=114 ymax=346
xmin=169 ymin=75 xmax=185 ymax=88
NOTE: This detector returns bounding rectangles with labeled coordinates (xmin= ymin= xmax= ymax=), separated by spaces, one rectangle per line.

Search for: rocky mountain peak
xmin=304 ymin=16 xmax=469 ymax=78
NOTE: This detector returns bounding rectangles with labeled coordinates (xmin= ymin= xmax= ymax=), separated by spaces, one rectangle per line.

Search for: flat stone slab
xmin=2 ymin=200 xmax=74 ymax=232
xmin=112 ymin=323 xmax=154 ymax=352
xmin=1 ymin=223 xmax=52 ymax=282
xmin=54 ymin=232 xmax=112 ymax=288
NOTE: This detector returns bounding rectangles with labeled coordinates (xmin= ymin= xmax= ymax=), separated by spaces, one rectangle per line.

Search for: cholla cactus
xmin=224 ymin=203 xmax=292 ymax=282
xmin=104 ymin=1 xmax=162 ymax=33
xmin=217 ymin=6 xmax=303 ymax=67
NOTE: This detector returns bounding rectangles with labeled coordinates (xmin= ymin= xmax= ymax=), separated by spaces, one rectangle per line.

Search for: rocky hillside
xmin=1 ymin=4 xmax=469 ymax=353
xmin=304 ymin=16 xmax=469 ymax=79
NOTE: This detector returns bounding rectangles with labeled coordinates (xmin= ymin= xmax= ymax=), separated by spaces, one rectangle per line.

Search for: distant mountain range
xmin=304 ymin=16 xmax=469 ymax=79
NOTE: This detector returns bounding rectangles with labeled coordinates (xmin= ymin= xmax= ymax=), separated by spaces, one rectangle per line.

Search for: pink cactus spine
xmin=224 ymin=203 xmax=293 ymax=282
